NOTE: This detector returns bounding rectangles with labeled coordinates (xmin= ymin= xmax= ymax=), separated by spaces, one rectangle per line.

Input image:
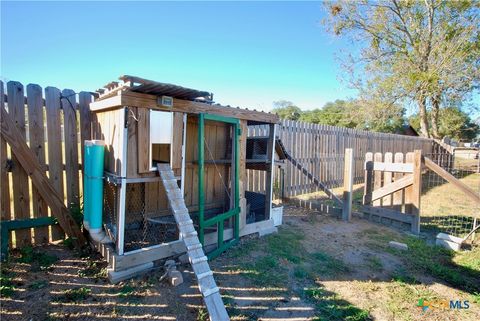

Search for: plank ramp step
xmin=157 ymin=164 xmax=229 ymax=321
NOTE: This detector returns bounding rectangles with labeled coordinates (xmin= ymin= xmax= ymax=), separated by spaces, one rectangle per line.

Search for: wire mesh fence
xmin=103 ymin=180 xmax=180 ymax=253
xmin=421 ymin=151 xmax=479 ymax=242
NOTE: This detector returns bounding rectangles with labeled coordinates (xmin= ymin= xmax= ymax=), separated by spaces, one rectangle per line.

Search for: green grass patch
xmin=304 ymin=286 xmax=371 ymax=321
xmin=0 ymin=269 xmax=15 ymax=298
xmin=293 ymin=265 xmax=309 ymax=279
xmin=265 ymin=228 xmax=306 ymax=264
xmin=400 ymin=237 xmax=479 ymax=292
xmin=119 ymin=284 xmax=136 ymax=297
xmin=453 ymin=246 xmax=480 ymax=271
xmin=361 ymin=229 xmax=480 ymax=293
xmin=365 ymin=255 xmax=383 ymax=272
xmin=196 ymin=308 xmax=209 ymax=321
xmin=56 ymin=287 xmax=91 ymax=302
xmin=243 ymin=255 xmax=289 ymax=287
xmin=311 ymin=251 xmax=349 ymax=276
xmin=78 ymin=260 xmax=107 ymax=279
xmin=17 ymin=246 xmax=58 ymax=271
xmin=229 ymin=227 xmax=351 ymax=288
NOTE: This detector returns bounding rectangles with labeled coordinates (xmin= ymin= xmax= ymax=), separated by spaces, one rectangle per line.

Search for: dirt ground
xmin=1 ymin=206 xmax=479 ymax=321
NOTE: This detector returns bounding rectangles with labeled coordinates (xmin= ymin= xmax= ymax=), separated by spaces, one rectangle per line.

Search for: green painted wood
xmin=1 ymin=217 xmax=57 ymax=261
xmin=198 ymin=113 xmax=241 ymax=259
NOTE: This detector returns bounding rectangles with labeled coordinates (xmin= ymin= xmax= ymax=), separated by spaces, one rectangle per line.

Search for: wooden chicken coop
xmin=89 ymin=75 xmax=281 ymax=275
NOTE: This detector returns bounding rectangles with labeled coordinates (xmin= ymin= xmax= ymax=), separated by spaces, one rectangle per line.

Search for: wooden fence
xmin=248 ymin=120 xmax=435 ymax=197
xmin=1 ymin=80 xmax=95 ymax=248
xmin=1 ymin=80 xmax=447 ymax=249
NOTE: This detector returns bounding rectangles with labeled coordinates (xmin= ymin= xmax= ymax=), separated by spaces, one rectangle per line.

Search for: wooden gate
xmin=1 ymin=80 xmax=92 ymax=256
xmin=362 ymin=150 xmax=422 ymax=234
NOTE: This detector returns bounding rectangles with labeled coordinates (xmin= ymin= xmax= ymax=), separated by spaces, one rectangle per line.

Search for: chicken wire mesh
xmin=245 ymin=123 xmax=275 ymax=223
xmin=421 ymin=151 xmax=479 ymax=242
xmin=103 ymin=180 xmax=180 ymax=253
xmin=103 ymin=180 xmax=118 ymax=244
xmin=123 ymin=182 xmax=179 ymax=253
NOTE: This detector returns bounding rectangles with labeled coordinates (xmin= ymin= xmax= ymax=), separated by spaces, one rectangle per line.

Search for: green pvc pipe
xmin=84 ymin=140 xmax=105 ymax=232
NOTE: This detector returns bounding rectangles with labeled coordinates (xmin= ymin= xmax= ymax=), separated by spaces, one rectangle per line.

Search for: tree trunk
xmin=430 ymin=93 xmax=441 ymax=139
xmin=418 ymin=95 xmax=430 ymax=138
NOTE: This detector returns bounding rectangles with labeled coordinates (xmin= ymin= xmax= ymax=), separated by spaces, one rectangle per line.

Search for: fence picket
xmin=0 ymin=81 xmax=12 ymax=245
xmin=8 ymin=81 xmax=32 ymax=247
xmin=27 ymin=84 xmax=49 ymax=243
xmin=45 ymin=86 xmax=65 ymax=241
xmin=62 ymin=89 xmax=80 ymax=210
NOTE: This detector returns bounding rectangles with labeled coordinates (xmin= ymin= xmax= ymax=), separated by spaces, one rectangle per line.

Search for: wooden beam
xmin=363 ymin=153 xmax=373 ymax=205
xmin=360 ymin=205 xmax=414 ymax=224
xmin=90 ymin=90 xmax=279 ymax=124
xmin=424 ymin=156 xmax=480 ymax=206
xmin=369 ymin=161 xmax=413 ymax=173
xmin=0 ymin=107 xmax=86 ymax=247
xmin=264 ymin=124 xmax=275 ymax=219
xmin=370 ymin=175 xmax=413 ymax=202
xmin=411 ymin=150 xmax=422 ymax=234
xmin=137 ymin=108 xmax=150 ymax=173
xmin=342 ymin=148 xmax=354 ymax=221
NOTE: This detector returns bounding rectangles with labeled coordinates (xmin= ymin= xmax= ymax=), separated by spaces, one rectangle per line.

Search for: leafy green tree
xmin=409 ymin=107 xmax=479 ymax=141
xmin=271 ymin=100 xmax=302 ymax=120
xmin=325 ymin=0 xmax=480 ymax=138
xmin=299 ymin=100 xmax=357 ymax=127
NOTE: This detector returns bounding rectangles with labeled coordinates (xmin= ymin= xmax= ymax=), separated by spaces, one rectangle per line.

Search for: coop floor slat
xmin=157 ymin=164 xmax=229 ymax=321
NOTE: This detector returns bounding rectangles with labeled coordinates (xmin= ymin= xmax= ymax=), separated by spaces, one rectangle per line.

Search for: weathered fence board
xmin=45 ymin=86 xmax=65 ymax=241
xmin=27 ymin=84 xmax=49 ymax=244
xmin=62 ymin=89 xmax=80 ymax=209
xmin=0 ymin=81 xmax=11 ymax=244
xmin=362 ymin=150 xmax=422 ymax=233
xmin=8 ymin=81 xmax=31 ymax=247
xmin=249 ymin=120 xmax=434 ymax=198
xmin=1 ymin=80 xmax=94 ymax=248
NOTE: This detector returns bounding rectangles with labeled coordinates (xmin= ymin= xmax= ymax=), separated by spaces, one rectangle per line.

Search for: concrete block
xmin=436 ymin=233 xmax=463 ymax=251
xmin=436 ymin=233 xmax=464 ymax=244
xmin=271 ymin=206 xmax=283 ymax=226
xmin=258 ymin=226 xmax=278 ymax=237
xmin=388 ymin=241 xmax=408 ymax=251
xmin=107 ymin=262 xmax=153 ymax=283
xmin=168 ymin=270 xmax=183 ymax=286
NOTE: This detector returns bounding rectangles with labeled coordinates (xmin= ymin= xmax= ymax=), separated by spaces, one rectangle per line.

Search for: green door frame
xmin=198 ymin=113 xmax=240 ymax=259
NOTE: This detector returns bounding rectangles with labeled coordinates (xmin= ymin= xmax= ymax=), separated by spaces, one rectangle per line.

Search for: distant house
xmin=395 ymin=124 xmax=419 ymax=137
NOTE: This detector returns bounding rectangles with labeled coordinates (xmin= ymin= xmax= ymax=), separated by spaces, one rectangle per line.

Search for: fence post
xmin=342 ymin=148 xmax=354 ymax=221
xmin=411 ymin=149 xmax=422 ymax=235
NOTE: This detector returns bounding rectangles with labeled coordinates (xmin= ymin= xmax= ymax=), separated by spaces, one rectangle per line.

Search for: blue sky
xmin=1 ymin=1 xmax=355 ymax=112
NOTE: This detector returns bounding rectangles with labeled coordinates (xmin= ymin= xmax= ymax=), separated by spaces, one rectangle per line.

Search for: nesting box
xmin=89 ymin=76 xmax=281 ymax=269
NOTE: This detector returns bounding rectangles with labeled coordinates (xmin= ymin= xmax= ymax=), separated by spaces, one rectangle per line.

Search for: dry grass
xmin=420 ymin=173 xmax=480 ymax=218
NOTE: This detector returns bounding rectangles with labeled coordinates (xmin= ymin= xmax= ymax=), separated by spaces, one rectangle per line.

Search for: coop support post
xmin=117 ymin=107 xmax=128 ymax=255
xmin=198 ymin=113 xmax=205 ymax=245
xmin=342 ymin=148 xmax=354 ymax=221
xmin=264 ymin=123 xmax=276 ymax=219
xmin=180 ymin=114 xmax=187 ymax=197
xmin=411 ymin=150 xmax=422 ymax=235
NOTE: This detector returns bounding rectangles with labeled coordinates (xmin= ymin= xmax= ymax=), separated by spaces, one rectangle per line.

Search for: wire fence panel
xmin=421 ymin=151 xmax=479 ymax=241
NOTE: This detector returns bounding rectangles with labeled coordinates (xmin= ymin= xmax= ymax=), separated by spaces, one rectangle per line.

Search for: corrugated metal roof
xmin=119 ymin=75 xmax=212 ymax=102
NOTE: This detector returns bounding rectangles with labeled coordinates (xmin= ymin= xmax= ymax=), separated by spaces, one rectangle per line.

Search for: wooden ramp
xmin=157 ymin=164 xmax=230 ymax=321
